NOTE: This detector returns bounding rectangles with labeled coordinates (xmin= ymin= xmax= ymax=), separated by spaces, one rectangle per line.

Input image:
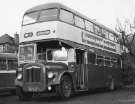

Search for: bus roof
xmin=0 ymin=53 xmax=17 ymax=59
xmin=25 ymin=3 xmax=117 ymax=36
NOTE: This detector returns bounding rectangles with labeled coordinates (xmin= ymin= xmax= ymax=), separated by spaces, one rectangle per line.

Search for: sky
xmin=0 ymin=0 xmax=135 ymax=37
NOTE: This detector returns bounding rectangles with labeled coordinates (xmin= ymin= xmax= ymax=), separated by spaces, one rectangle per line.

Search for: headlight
xmin=48 ymin=72 xmax=54 ymax=78
xmin=47 ymin=72 xmax=57 ymax=79
xmin=17 ymin=73 xmax=22 ymax=80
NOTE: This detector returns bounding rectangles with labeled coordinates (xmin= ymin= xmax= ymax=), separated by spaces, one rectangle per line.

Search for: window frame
xmin=111 ymin=57 xmax=117 ymax=67
xmin=46 ymin=48 xmax=68 ymax=62
xmin=22 ymin=11 xmax=40 ymax=26
xmin=38 ymin=8 xmax=59 ymax=22
xmin=96 ymin=55 xmax=104 ymax=66
xmin=104 ymin=56 xmax=111 ymax=67
xmin=74 ymin=15 xmax=85 ymax=29
xmin=102 ymin=29 xmax=109 ymax=38
xmin=59 ymin=9 xmax=74 ymax=25
xmin=87 ymin=52 xmax=96 ymax=64
xmin=22 ymin=8 xmax=59 ymax=26
xmin=94 ymin=25 xmax=102 ymax=36
xmin=85 ymin=20 xmax=94 ymax=32
xmin=109 ymin=32 xmax=115 ymax=41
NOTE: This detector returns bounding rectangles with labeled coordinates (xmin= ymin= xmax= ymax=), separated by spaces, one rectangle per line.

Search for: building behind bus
xmin=0 ymin=33 xmax=18 ymax=93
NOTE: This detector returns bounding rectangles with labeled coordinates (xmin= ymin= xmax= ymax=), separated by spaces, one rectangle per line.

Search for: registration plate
xmin=28 ymin=87 xmax=38 ymax=92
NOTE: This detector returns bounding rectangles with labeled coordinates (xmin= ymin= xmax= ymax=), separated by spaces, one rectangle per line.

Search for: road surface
xmin=0 ymin=86 xmax=135 ymax=104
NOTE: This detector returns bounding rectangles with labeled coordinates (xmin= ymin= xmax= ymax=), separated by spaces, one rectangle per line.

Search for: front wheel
xmin=56 ymin=75 xmax=73 ymax=99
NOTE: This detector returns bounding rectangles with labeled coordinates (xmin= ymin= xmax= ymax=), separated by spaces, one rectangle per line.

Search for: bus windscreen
xmin=19 ymin=44 xmax=34 ymax=61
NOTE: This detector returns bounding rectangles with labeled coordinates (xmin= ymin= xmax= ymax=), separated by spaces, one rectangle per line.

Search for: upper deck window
xmin=85 ymin=20 xmax=94 ymax=32
xmin=113 ymin=34 xmax=118 ymax=42
xmin=109 ymin=32 xmax=115 ymax=41
xmin=94 ymin=25 xmax=101 ymax=35
xmin=75 ymin=16 xmax=85 ymax=29
xmin=23 ymin=12 xmax=39 ymax=25
xmin=23 ymin=9 xmax=58 ymax=25
xmin=102 ymin=29 xmax=109 ymax=38
xmin=39 ymin=9 xmax=58 ymax=22
xmin=60 ymin=9 xmax=74 ymax=24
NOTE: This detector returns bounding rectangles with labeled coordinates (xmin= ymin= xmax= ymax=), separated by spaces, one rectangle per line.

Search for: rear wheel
xmin=56 ymin=75 xmax=73 ymax=99
xmin=16 ymin=87 xmax=32 ymax=101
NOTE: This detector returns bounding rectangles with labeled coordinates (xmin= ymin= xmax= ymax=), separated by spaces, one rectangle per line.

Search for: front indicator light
xmin=48 ymin=86 xmax=52 ymax=91
xmin=17 ymin=73 xmax=22 ymax=80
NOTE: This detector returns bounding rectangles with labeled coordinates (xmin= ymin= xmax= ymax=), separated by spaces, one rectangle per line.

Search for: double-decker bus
xmin=0 ymin=53 xmax=17 ymax=93
xmin=15 ymin=3 xmax=122 ymax=100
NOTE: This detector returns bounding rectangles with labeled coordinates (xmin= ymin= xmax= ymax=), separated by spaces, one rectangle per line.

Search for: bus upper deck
xmin=20 ymin=3 xmax=121 ymax=55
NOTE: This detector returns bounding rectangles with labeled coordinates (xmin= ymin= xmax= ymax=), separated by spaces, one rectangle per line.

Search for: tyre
xmin=16 ymin=87 xmax=32 ymax=101
xmin=56 ymin=75 xmax=73 ymax=99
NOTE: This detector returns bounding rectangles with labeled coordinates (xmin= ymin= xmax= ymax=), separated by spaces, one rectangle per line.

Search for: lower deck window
xmin=88 ymin=52 xmax=96 ymax=64
xmin=104 ymin=57 xmax=111 ymax=66
xmin=96 ymin=55 xmax=104 ymax=66
xmin=110 ymin=58 xmax=118 ymax=67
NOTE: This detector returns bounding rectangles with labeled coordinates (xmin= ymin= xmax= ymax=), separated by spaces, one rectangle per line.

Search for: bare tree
xmin=116 ymin=18 xmax=135 ymax=84
xmin=115 ymin=18 xmax=135 ymax=56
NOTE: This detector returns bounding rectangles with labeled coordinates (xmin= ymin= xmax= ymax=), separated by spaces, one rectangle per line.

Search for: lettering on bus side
xmin=104 ymin=40 xmax=116 ymax=52
xmin=81 ymin=31 xmax=103 ymax=48
xmin=81 ymin=32 xmax=116 ymax=52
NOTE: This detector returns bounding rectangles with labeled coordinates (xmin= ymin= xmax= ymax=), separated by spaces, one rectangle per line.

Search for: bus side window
xmin=96 ymin=55 xmax=104 ymax=66
xmin=74 ymin=16 xmax=85 ymax=29
xmin=102 ymin=29 xmax=109 ymax=38
xmin=117 ymin=58 xmax=121 ymax=68
xmin=85 ymin=20 xmax=94 ymax=32
xmin=94 ymin=25 xmax=101 ymax=36
xmin=87 ymin=52 xmax=96 ymax=64
xmin=110 ymin=58 xmax=117 ymax=67
xmin=39 ymin=9 xmax=58 ymax=22
xmin=60 ymin=9 xmax=74 ymax=24
xmin=104 ymin=57 xmax=111 ymax=67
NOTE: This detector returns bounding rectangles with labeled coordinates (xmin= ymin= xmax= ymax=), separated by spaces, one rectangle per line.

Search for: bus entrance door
xmin=76 ymin=49 xmax=88 ymax=90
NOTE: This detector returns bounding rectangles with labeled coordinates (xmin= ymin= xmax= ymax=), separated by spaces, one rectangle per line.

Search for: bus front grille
xmin=25 ymin=68 xmax=41 ymax=82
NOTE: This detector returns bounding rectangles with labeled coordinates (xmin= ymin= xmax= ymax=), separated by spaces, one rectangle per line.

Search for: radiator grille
xmin=25 ymin=67 xmax=41 ymax=82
